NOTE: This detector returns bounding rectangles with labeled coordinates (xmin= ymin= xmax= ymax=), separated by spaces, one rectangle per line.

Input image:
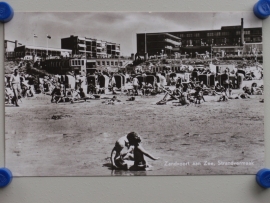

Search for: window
xmin=107 ymin=61 xmax=110 ymax=65
xmin=244 ymin=37 xmax=250 ymax=42
xmin=244 ymin=30 xmax=250 ymax=35
xmin=102 ymin=61 xmax=105 ymax=65
xmin=252 ymin=29 xmax=262 ymax=34
xmin=187 ymin=33 xmax=193 ymax=37
xmin=236 ymin=31 xmax=241 ymax=35
xmin=194 ymin=33 xmax=200 ymax=37
xmin=119 ymin=62 xmax=123 ymax=66
xmin=97 ymin=61 xmax=100 ymax=66
xmin=179 ymin=34 xmax=185 ymax=37
xmin=222 ymin=32 xmax=229 ymax=36
xmin=207 ymin=33 xmax=214 ymax=37
xmin=215 ymin=32 xmax=221 ymax=36
xmin=253 ymin=37 xmax=262 ymax=42
xmin=111 ymin=61 xmax=114 ymax=65
xmin=115 ymin=62 xmax=118 ymax=66
xmin=82 ymin=60 xmax=84 ymax=66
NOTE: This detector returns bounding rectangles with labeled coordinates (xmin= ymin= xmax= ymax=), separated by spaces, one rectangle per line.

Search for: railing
xmin=164 ymin=38 xmax=181 ymax=46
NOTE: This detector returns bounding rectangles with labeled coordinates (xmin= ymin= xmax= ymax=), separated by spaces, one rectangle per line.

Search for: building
xmin=61 ymin=35 xmax=120 ymax=59
xmin=44 ymin=58 xmax=132 ymax=75
xmin=14 ymin=45 xmax=72 ymax=59
xmin=137 ymin=18 xmax=262 ymax=58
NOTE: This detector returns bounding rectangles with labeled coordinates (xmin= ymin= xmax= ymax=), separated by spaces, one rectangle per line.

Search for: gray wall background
xmin=0 ymin=0 xmax=270 ymax=202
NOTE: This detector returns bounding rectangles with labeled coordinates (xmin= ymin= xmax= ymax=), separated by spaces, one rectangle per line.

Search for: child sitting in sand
xmin=127 ymin=132 xmax=159 ymax=171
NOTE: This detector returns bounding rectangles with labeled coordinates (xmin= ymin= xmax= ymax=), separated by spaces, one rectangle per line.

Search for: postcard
xmin=4 ymin=12 xmax=264 ymax=176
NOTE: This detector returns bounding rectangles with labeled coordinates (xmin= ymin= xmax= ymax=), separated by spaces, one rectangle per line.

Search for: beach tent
xmin=191 ymin=71 xmax=199 ymax=81
xmin=158 ymin=74 xmax=167 ymax=86
xmin=229 ymin=75 xmax=237 ymax=89
xmin=66 ymin=75 xmax=76 ymax=89
xmin=145 ymin=75 xmax=157 ymax=87
xmin=87 ymin=75 xmax=98 ymax=94
xmin=114 ymin=74 xmax=123 ymax=89
xmin=220 ymin=73 xmax=229 ymax=86
xmin=136 ymin=75 xmax=145 ymax=88
xmin=119 ymin=73 xmax=126 ymax=87
xmin=198 ymin=74 xmax=209 ymax=86
xmin=209 ymin=74 xmax=215 ymax=86
xmin=99 ymin=75 xmax=109 ymax=94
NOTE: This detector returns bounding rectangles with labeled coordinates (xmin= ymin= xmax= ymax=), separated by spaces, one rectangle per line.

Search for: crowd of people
xmin=4 ymin=62 xmax=264 ymax=172
xmin=5 ymin=62 xmax=264 ymax=108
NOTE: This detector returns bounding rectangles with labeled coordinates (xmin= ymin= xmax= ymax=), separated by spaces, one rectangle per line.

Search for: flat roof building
xmin=14 ymin=45 xmax=72 ymax=58
xmin=137 ymin=18 xmax=262 ymax=58
xmin=61 ymin=35 xmax=120 ymax=59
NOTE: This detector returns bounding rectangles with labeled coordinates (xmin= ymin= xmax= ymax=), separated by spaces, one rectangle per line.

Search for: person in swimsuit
xmin=127 ymin=132 xmax=159 ymax=171
xmin=9 ymin=68 xmax=21 ymax=107
xmin=110 ymin=135 xmax=134 ymax=169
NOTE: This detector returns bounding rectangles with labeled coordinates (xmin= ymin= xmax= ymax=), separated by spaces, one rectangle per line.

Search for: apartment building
xmin=61 ymin=35 xmax=120 ymax=59
xmin=137 ymin=18 xmax=262 ymax=58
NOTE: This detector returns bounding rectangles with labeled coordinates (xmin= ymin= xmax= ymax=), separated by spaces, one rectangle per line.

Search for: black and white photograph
xmin=4 ymin=12 xmax=264 ymax=176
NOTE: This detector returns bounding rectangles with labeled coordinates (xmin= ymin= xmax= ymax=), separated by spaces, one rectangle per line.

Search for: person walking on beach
xmin=9 ymin=68 xmax=21 ymax=107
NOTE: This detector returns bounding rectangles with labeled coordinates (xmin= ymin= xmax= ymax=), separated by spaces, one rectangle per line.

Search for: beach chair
xmin=136 ymin=75 xmax=145 ymax=89
xmin=209 ymin=74 xmax=215 ymax=86
xmin=237 ymin=73 xmax=244 ymax=89
xmin=198 ymin=74 xmax=209 ymax=86
xmin=66 ymin=75 xmax=76 ymax=89
xmin=191 ymin=71 xmax=199 ymax=81
xmin=145 ymin=75 xmax=156 ymax=87
xmin=220 ymin=73 xmax=229 ymax=86
xmin=229 ymin=75 xmax=237 ymax=89
xmin=119 ymin=73 xmax=126 ymax=87
xmin=237 ymin=69 xmax=246 ymax=77
xmin=114 ymin=74 xmax=123 ymax=90
xmin=87 ymin=75 xmax=98 ymax=94
xmin=98 ymin=75 xmax=109 ymax=94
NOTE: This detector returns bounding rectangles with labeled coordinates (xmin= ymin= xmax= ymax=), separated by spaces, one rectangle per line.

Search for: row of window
xmin=70 ymin=60 xmax=85 ymax=66
xmin=70 ymin=59 xmax=123 ymax=67
xmin=236 ymin=30 xmax=253 ymax=35
xmin=49 ymin=61 xmax=69 ymax=68
xmin=96 ymin=61 xmax=123 ymax=66
xmin=178 ymin=30 xmax=260 ymax=38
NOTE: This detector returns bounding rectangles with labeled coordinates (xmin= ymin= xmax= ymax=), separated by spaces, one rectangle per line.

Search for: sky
xmin=5 ymin=12 xmax=262 ymax=56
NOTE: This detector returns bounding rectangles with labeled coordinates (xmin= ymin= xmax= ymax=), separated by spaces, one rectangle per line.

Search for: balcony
xmin=78 ymin=44 xmax=86 ymax=48
xmin=164 ymin=38 xmax=181 ymax=46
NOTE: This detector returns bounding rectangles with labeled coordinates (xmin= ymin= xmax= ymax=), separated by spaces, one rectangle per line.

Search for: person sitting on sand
xmin=102 ymin=96 xmax=121 ymax=105
xmin=111 ymin=134 xmax=134 ymax=169
xmin=142 ymin=82 xmax=153 ymax=96
xmin=25 ymin=86 xmax=34 ymax=97
xmin=127 ymin=132 xmax=159 ymax=171
xmin=70 ymin=88 xmax=96 ymax=103
xmin=80 ymin=88 xmax=96 ymax=100
xmin=217 ymin=92 xmax=229 ymax=102
xmin=179 ymin=87 xmax=190 ymax=106
xmin=51 ymin=84 xmax=61 ymax=103
xmin=194 ymin=85 xmax=205 ymax=104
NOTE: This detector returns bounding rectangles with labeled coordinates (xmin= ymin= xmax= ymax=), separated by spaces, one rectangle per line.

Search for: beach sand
xmin=5 ymin=80 xmax=264 ymax=176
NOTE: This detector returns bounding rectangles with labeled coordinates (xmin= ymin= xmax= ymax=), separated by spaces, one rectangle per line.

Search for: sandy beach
xmin=5 ymin=80 xmax=264 ymax=176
